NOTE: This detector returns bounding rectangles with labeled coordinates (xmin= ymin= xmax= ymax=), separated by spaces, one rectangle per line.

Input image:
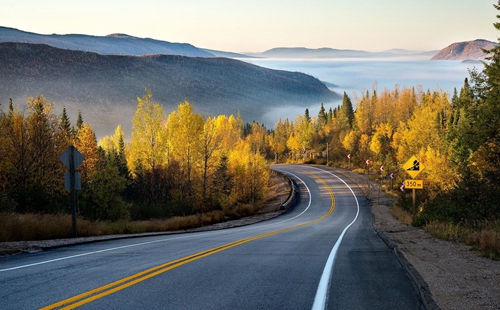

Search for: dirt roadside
xmin=1 ymin=168 xmax=499 ymax=309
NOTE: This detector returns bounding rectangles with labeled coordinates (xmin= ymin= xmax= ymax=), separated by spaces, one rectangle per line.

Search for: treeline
xmin=0 ymin=92 xmax=270 ymax=221
xmin=266 ymin=75 xmax=500 ymax=226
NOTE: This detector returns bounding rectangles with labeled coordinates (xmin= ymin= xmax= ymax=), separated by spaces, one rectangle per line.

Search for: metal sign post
xmin=59 ymin=145 xmax=85 ymax=238
xmin=402 ymin=156 xmax=425 ymax=217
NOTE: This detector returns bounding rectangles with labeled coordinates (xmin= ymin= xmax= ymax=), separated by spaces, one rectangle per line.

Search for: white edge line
xmin=1 ymin=170 xmax=312 ymax=273
xmin=310 ymin=166 xmax=361 ymax=310
xmin=0 ymin=235 xmax=192 ymax=272
xmin=273 ymin=170 xmax=312 ymax=222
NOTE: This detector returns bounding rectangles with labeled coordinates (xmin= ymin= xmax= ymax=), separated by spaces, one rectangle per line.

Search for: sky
xmin=0 ymin=0 xmax=497 ymax=53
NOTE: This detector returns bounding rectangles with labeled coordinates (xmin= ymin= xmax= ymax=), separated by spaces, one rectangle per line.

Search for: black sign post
xmin=59 ymin=145 xmax=84 ymax=238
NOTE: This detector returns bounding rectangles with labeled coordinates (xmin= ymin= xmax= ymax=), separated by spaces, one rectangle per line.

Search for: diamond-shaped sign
xmin=403 ymin=155 xmax=425 ymax=179
xmin=59 ymin=145 xmax=85 ymax=170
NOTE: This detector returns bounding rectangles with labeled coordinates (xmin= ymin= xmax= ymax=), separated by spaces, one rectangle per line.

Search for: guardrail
xmin=271 ymin=169 xmax=297 ymax=211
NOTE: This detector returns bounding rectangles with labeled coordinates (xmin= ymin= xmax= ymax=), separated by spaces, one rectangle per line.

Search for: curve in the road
xmin=40 ymin=170 xmax=345 ymax=310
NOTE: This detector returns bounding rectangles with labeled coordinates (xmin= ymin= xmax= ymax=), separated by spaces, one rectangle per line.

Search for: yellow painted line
xmin=40 ymin=172 xmax=335 ymax=310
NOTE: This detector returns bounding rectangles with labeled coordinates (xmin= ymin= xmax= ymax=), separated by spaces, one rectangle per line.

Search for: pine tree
xmin=304 ymin=108 xmax=311 ymax=123
xmin=76 ymin=110 xmax=83 ymax=131
xmin=317 ymin=103 xmax=327 ymax=128
xmin=8 ymin=98 xmax=14 ymax=120
xmin=340 ymin=92 xmax=355 ymax=130
xmin=59 ymin=106 xmax=72 ymax=142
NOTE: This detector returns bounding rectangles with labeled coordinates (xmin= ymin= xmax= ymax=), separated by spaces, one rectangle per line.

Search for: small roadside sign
xmin=405 ymin=179 xmax=424 ymax=189
xmin=59 ymin=147 xmax=85 ymax=170
xmin=59 ymin=145 xmax=85 ymax=238
xmin=65 ymin=172 xmax=81 ymax=190
xmin=403 ymin=155 xmax=425 ymax=179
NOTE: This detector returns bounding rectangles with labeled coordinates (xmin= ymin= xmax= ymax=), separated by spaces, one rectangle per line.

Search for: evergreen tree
xmin=212 ymin=154 xmax=234 ymax=209
xmin=304 ymin=108 xmax=311 ymax=123
xmin=8 ymin=98 xmax=14 ymax=120
xmin=340 ymin=92 xmax=355 ymax=129
xmin=76 ymin=110 xmax=84 ymax=131
xmin=59 ymin=106 xmax=72 ymax=141
xmin=317 ymin=103 xmax=327 ymax=128
xmin=327 ymin=108 xmax=333 ymax=122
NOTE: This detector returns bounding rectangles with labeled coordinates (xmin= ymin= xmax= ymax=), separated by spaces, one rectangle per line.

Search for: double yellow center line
xmin=41 ymin=172 xmax=334 ymax=310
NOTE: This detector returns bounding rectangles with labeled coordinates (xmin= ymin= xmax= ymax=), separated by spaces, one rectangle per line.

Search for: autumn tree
xmin=166 ymin=100 xmax=204 ymax=198
xmin=3 ymin=96 xmax=67 ymax=213
xmin=287 ymin=115 xmax=314 ymax=161
xmin=199 ymin=116 xmax=222 ymax=206
xmin=100 ymin=125 xmax=129 ymax=179
xmin=269 ymin=119 xmax=291 ymax=161
xmin=74 ymin=123 xmax=99 ymax=185
xmin=128 ymin=91 xmax=167 ymax=174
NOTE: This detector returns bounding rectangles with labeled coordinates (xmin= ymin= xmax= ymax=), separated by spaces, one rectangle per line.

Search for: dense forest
xmin=0 ymin=91 xmax=271 ymax=223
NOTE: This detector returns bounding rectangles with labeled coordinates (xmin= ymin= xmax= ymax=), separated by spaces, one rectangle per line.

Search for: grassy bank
xmin=0 ymin=211 xmax=228 ymax=242
xmin=0 ymin=173 xmax=289 ymax=242
xmin=390 ymin=203 xmax=500 ymax=261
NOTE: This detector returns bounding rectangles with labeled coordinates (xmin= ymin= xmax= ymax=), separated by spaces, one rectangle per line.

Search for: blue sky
xmin=0 ymin=0 xmax=497 ymax=53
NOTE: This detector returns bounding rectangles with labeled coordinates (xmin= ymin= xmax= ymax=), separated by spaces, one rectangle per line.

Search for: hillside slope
xmin=0 ymin=43 xmax=339 ymax=137
xmin=0 ymin=26 xmax=213 ymax=57
xmin=431 ymin=39 xmax=495 ymax=61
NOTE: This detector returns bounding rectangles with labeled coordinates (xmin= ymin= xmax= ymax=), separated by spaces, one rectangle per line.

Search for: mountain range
xmin=257 ymin=47 xmax=438 ymax=59
xmin=2 ymin=26 xmax=493 ymax=60
xmin=0 ymin=26 xmax=213 ymax=57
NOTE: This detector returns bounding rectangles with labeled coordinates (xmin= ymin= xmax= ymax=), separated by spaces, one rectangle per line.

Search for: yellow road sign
xmin=403 ymin=155 xmax=425 ymax=178
xmin=405 ymin=179 xmax=423 ymax=189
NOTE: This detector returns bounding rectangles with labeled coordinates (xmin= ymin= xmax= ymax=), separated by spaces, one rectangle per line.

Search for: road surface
xmin=0 ymin=164 xmax=423 ymax=309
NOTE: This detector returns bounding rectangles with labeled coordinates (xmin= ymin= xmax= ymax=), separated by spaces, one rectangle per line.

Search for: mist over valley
xmin=0 ymin=42 xmax=338 ymax=138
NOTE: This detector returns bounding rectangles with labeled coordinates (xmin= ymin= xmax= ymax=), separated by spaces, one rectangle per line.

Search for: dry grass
xmin=425 ymin=220 xmax=500 ymax=260
xmin=0 ymin=210 xmax=227 ymax=242
xmin=0 ymin=172 xmax=291 ymax=242
xmin=390 ymin=204 xmax=413 ymax=225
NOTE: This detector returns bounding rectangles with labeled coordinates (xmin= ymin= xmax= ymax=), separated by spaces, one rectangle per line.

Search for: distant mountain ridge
xmin=0 ymin=42 xmax=339 ymax=137
xmin=259 ymin=47 xmax=438 ymax=59
xmin=431 ymin=39 xmax=495 ymax=61
xmin=0 ymin=26 xmax=214 ymax=57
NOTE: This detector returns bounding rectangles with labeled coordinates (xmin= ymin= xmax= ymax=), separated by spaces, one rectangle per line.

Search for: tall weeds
xmin=425 ymin=220 xmax=500 ymax=260
xmin=0 ymin=210 xmax=227 ymax=242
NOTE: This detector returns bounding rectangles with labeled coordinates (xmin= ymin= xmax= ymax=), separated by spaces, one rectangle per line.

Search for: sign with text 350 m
xmin=404 ymin=179 xmax=423 ymax=189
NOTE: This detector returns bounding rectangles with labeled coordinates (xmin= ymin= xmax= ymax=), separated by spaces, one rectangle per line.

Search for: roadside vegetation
xmin=0 ymin=93 xmax=275 ymax=242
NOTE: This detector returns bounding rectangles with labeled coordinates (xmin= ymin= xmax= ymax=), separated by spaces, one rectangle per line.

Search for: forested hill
xmin=0 ymin=42 xmax=339 ymax=137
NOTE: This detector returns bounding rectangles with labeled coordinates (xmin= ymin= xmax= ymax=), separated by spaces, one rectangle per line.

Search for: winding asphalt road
xmin=0 ymin=164 xmax=423 ymax=309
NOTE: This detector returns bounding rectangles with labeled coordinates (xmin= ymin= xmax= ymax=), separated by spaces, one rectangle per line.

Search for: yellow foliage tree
xmin=74 ymin=123 xmax=99 ymax=184
xmin=128 ymin=91 xmax=167 ymax=174
xmin=166 ymin=100 xmax=204 ymax=187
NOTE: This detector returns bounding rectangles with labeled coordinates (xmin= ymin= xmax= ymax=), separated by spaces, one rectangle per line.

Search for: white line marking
xmin=0 ymin=235 xmax=192 ymax=272
xmin=310 ymin=167 xmax=361 ymax=310
xmin=1 ymin=169 xmax=312 ymax=273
